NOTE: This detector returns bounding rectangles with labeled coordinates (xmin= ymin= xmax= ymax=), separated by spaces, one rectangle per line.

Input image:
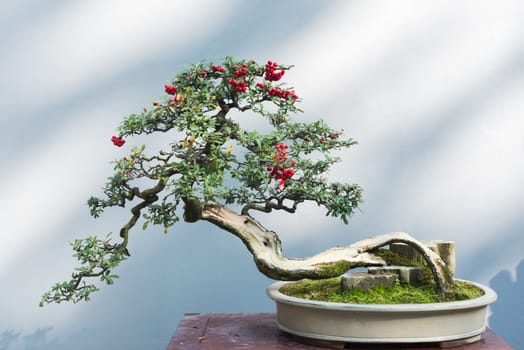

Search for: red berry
xmin=164 ymin=84 xmax=177 ymax=95
xmin=111 ymin=135 xmax=125 ymax=147
xmin=234 ymin=68 xmax=248 ymax=77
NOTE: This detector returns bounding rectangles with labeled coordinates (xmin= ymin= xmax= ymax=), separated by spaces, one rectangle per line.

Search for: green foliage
xmin=40 ymin=235 xmax=127 ymax=306
xmin=87 ymin=57 xmax=362 ymax=224
xmin=43 ymin=57 xmax=364 ymax=305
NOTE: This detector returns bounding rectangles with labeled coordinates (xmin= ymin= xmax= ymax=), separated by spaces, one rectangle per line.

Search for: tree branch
xmin=119 ymin=180 xmax=166 ymax=252
xmin=201 ymin=202 xmax=454 ymax=297
xmin=241 ymin=198 xmax=303 ymax=216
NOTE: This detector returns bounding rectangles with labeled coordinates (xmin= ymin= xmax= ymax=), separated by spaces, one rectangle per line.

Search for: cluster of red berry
xmin=234 ymin=66 xmax=248 ymax=78
xmin=228 ymin=79 xmax=248 ymax=92
xmin=211 ymin=65 xmax=225 ymax=72
xmin=264 ymin=61 xmax=285 ymax=81
xmin=111 ymin=135 xmax=125 ymax=147
xmin=111 ymin=59 xmax=298 ymax=147
xmin=267 ymin=87 xmax=299 ymax=100
xmin=164 ymin=84 xmax=177 ymax=95
xmin=267 ymin=144 xmax=297 ymax=191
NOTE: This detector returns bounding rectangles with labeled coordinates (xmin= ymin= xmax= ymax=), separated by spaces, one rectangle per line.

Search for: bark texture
xmin=201 ymin=203 xmax=454 ymax=297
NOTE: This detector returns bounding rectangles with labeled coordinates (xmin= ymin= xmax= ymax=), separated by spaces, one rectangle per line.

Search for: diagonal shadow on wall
xmin=0 ymin=330 xmax=19 ymax=350
xmin=489 ymin=259 xmax=524 ymax=350
xmin=0 ymin=327 xmax=59 ymax=350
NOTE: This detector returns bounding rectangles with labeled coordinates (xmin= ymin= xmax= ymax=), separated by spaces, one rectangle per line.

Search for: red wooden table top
xmin=166 ymin=313 xmax=514 ymax=350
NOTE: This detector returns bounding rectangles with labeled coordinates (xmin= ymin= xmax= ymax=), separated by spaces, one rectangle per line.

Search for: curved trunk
xmin=201 ymin=202 xmax=454 ymax=297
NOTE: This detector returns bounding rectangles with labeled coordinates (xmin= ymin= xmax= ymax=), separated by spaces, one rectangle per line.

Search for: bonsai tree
xmin=41 ymin=57 xmax=453 ymax=306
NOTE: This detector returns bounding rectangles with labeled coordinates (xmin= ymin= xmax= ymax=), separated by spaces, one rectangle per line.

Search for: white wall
xmin=0 ymin=1 xmax=522 ymax=349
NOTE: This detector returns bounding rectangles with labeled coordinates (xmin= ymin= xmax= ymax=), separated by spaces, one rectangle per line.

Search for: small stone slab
xmin=341 ymin=272 xmax=397 ymax=291
xmin=368 ymin=265 xmax=423 ymax=285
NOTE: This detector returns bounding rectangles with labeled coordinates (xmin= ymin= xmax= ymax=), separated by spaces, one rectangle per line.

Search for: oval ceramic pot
xmin=267 ymin=279 xmax=497 ymax=344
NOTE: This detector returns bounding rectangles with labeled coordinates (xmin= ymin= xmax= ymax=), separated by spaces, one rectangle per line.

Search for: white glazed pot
xmin=267 ymin=279 xmax=496 ymax=343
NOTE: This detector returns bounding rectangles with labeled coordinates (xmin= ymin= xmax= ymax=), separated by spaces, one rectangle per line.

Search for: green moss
xmin=279 ymin=277 xmax=484 ymax=304
xmin=373 ymin=248 xmax=434 ymax=283
xmin=453 ymin=280 xmax=484 ymax=300
xmin=315 ymin=261 xmax=352 ymax=278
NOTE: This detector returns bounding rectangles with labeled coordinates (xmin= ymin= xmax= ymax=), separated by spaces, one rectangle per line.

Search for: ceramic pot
xmin=267 ymin=279 xmax=496 ymax=343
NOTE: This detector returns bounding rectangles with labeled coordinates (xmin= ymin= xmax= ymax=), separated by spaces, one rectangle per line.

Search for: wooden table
xmin=166 ymin=313 xmax=514 ymax=349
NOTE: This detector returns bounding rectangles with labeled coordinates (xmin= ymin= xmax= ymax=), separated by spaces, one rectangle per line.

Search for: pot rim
xmin=267 ymin=278 xmax=497 ymax=313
